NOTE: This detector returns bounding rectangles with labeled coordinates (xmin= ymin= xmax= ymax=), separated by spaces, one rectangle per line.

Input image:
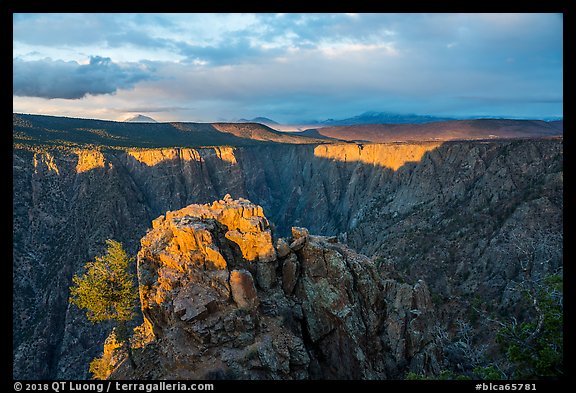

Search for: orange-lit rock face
xmin=75 ymin=150 xmax=106 ymax=173
xmin=32 ymin=152 xmax=60 ymax=175
xmin=137 ymin=195 xmax=276 ymax=336
xmin=225 ymin=230 xmax=276 ymax=262
xmin=126 ymin=147 xmax=238 ymax=167
xmin=127 ymin=149 xmax=204 ymax=166
xmin=214 ymin=147 xmax=237 ymax=165
xmin=130 ymin=196 xmax=441 ymax=380
xmin=313 ymin=142 xmax=441 ymax=171
xmin=153 ymin=195 xmax=276 ymax=264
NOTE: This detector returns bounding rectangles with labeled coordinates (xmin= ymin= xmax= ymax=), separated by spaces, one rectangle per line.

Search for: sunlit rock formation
xmin=112 ymin=196 xmax=440 ymax=379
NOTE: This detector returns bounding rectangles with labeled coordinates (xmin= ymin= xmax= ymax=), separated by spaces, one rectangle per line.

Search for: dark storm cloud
xmin=13 ymin=56 xmax=154 ymax=99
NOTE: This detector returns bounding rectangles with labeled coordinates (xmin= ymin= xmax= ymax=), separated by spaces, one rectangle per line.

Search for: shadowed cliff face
xmin=13 ymin=139 xmax=563 ymax=379
xmin=345 ymin=140 xmax=563 ymax=355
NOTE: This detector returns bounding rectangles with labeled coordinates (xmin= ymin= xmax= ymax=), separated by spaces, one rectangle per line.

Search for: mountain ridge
xmin=13 ymin=113 xmax=326 ymax=148
xmin=14 ymin=113 xmax=562 ymax=149
xmin=124 ymin=114 xmax=158 ymax=123
xmin=296 ymin=118 xmax=563 ymax=142
xmin=312 ymin=111 xmax=454 ymax=125
xmin=300 ymin=111 xmax=562 ymax=126
xmin=237 ymin=116 xmax=279 ymax=125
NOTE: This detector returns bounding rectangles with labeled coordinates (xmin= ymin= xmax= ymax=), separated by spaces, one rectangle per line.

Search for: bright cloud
xmin=13 ymin=13 xmax=563 ymax=122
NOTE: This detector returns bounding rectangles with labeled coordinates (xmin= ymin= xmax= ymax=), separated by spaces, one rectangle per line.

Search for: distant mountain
xmin=296 ymin=119 xmax=563 ymax=143
xmin=309 ymin=111 xmax=455 ymax=126
xmin=549 ymin=120 xmax=563 ymax=130
xmin=13 ymin=113 xmax=326 ymax=148
xmin=237 ymin=117 xmax=279 ymax=125
xmin=125 ymin=114 xmax=158 ymax=123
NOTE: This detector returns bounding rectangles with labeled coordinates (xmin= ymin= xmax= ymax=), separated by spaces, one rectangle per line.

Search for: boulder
xmin=275 ymin=238 xmax=292 ymax=259
xmin=291 ymin=227 xmax=309 ymax=240
xmin=230 ymin=270 xmax=259 ymax=310
xmin=289 ymin=236 xmax=307 ymax=251
xmin=281 ymin=253 xmax=299 ymax=296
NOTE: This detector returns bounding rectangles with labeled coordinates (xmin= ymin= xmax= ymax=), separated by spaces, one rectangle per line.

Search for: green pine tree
xmin=69 ymin=239 xmax=138 ymax=376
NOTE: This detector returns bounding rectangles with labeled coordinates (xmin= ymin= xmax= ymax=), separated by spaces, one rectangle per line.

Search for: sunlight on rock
xmin=75 ymin=150 xmax=105 ymax=173
xmin=313 ymin=142 xmax=442 ymax=171
xmin=128 ymin=149 xmax=194 ymax=166
xmin=127 ymin=148 xmax=238 ymax=166
xmin=214 ymin=147 xmax=238 ymax=165
xmin=33 ymin=152 xmax=60 ymax=175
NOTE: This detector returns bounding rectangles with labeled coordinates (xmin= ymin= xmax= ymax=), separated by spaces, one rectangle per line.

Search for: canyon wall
xmin=13 ymin=139 xmax=563 ymax=379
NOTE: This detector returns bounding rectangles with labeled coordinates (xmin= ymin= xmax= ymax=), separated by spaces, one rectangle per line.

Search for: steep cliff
xmin=110 ymin=197 xmax=439 ymax=379
xmin=13 ymin=139 xmax=563 ymax=379
xmin=347 ymin=140 xmax=563 ymax=313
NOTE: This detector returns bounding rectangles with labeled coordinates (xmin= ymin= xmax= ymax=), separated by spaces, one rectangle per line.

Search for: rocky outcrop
xmin=113 ymin=197 xmax=440 ymax=379
xmin=13 ymin=139 xmax=562 ymax=379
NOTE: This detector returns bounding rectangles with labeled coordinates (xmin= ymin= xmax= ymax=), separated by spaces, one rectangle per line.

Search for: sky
xmin=13 ymin=13 xmax=563 ymax=123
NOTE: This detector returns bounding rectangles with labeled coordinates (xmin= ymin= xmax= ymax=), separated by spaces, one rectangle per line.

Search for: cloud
xmin=111 ymin=105 xmax=191 ymax=113
xmin=12 ymin=13 xmax=563 ymax=120
xmin=13 ymin=56 xmax=155 ymax=99
xmin=177 ymin=37 xmax=283 ymax=65
xmin=458 ymin=95 xmax=563 ymax=104
xmin=13 ymin=14 xmax=119 ymax=46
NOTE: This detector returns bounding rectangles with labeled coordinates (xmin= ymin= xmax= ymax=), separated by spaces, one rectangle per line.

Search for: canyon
xmin=13 ymin=122 xmax=562 ymax=379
